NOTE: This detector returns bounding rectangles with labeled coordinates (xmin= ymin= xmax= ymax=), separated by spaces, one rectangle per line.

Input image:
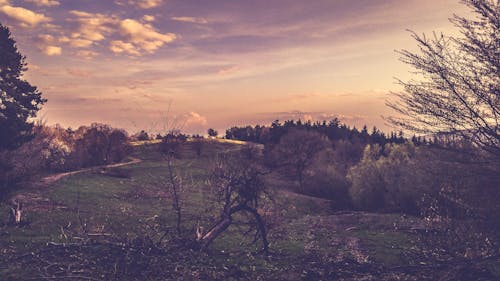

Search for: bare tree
xmin=197 ymin=154 xmax=270 ymax=256
xmin=270 ymin=129 xmax=331 ymax=190
xmin=166 ymin=157 xmax=183 ymax=236
xmin=387 ymin=0 xmax=499 ymax=157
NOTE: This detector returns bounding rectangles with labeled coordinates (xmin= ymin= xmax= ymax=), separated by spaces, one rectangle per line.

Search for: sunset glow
xmin=0 ymin=0 xmax=467 ymax=134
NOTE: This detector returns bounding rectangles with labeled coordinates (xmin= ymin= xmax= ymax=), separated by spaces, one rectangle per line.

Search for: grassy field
xmin=0 ymin=140 xmax=498 ymax=280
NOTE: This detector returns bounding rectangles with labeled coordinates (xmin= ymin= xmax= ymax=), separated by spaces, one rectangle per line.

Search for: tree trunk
xmin=199 ymin=216 xmax=232 ymax=250
xmin=237 ymin=205 xmax=270 ymax=256
xmin=199 ymin=205 xmax=269 ymax=257
xmin=9 ymin=201 xmax=22 ymax=225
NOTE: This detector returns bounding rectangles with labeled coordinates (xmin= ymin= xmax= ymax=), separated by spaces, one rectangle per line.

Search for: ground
xmin=0 ymin=140 xmax=498 ymax=280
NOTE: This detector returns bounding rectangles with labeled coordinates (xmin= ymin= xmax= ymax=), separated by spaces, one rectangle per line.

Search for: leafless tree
xmin=165 ymin=157 xmax=183 ymax=236
xmin=270 ymin=129 xmax=331 ymax=190
xmin=197 ymin=154 xmax=270 ymax=256
xmin=387 ymin=0 xmax=499 ymax=158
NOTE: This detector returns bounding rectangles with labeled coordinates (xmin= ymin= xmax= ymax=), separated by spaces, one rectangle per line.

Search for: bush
xmin=348 ymin=143 xmax=431 ymax=214
xmin=72 ymin=123 xmax=131 ymax=168
xmin=159 ymin=133 xmax=187 ymax=158
xmin=267 ymin=129 xmax=331 ymax=190
xmin=303 ymin=165 xmax=352 ymax=210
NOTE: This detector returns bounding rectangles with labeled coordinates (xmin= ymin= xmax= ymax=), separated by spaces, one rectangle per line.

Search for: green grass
xmin=1 ymin=140 xmax=492 ymax=280
xmin=354 ymin=230 xmax=413 ymax=266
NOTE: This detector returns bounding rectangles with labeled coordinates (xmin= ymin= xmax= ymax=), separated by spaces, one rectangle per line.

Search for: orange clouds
xmin=116 ymin=0 xmax=164 ymax=9
xmin=24 ymin=0 xmax=60 ymax=7
xmin=171 ymin=16 xmax=208 ymax=24
xmin=112 ymin=19 xmax=176 ymax=55
xmin=0 ymin=5 xmax=51 ymax=27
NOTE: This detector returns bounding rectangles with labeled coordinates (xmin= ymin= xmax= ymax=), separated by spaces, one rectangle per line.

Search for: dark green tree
xmin=0 ymin=24 xmax=46 ymax=151
xmin=207 ymin=128 xmax=218 ymax=137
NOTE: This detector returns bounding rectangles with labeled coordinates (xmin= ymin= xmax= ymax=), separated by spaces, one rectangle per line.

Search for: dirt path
xmin=37 ymin=157 xmax=141 ymax=187
xmin=8 ymin=157 xmax=142 ymax=209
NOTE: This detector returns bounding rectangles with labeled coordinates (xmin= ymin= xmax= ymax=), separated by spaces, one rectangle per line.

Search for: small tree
xmin=72 ymin=124 xmax=131 ymax=167
xmin=135 ymin=130 xmax=150 ymax=141
xmin=190 ymin=135 xmax=204 ymax=157
xmin=387 ymin=0 xmax=499 ymax=157
xmin=270 ymin=129 xmax=331 ymax=190
xmin=197 ymin=154 xmax=270 ymax=256
xmin=207 ymin=128 xmax=218 ymax=137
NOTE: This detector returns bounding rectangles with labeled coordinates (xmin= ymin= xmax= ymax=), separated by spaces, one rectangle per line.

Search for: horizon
xmin=0 ymin=0 xmax=467 ymax=134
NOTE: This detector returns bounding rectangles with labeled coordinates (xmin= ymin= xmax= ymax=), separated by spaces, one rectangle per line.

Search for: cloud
xmin=257 ymin=110 xmax=368 ymax=126
xmin=66 ymin=68 xmax=92 ymax=78
xmin=217 ymin=65 xmax=240 ymax=76
xmin=0 ymin=5 xmax=51 ymax=27
xmin=24 ymin=0 xmax=60 ymax=7
xmin=68 ymin=10 xmax=118 ymax=42
xmin=171 ymin=16 xmax=208 ymax=24
xmin=113 ymin=19 xmax=176 ymax=55
xmin=109 ymin=40 xmax=140 ymax=56
xmin=182 ymin=111 xmax=208 ymax=133
xmin=36 ymin=34 xmax=63 ymax=55
xmin=142 ymin=15 xmax=155 ymax=22
xmin=75 ymin=50 xmax=99 ymax=59
xmin=185 ymin=111 xmax=207 ymax=126
xmin=116 ymin=0 xmax=164 ymax=9
xmin=59 ymin=36 xmax=94 ymax=48
xmin=42 ymin=45 xmax=62 ymax=56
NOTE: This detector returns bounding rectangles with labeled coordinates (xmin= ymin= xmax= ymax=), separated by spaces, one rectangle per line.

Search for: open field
xmin=0 ymin=141 xmax=498 ymax=280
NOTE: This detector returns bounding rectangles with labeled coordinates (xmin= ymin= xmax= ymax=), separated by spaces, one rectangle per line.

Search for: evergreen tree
xmin=0 ymin=24 xmax=46 ymax=151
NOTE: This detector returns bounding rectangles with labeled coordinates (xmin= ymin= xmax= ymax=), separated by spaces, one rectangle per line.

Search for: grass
xmin=0 ymin=140 xmax=497 ymax=280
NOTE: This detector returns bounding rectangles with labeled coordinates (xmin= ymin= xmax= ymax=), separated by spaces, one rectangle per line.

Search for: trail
xmin=9 ymin=157 xmax=142 ymax=209
xmin=37 ymin=157 xmax=142 ymax=187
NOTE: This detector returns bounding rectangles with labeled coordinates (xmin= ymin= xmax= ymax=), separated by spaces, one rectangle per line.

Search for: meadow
xmin=1 ymin=140 xmax=497 ymax=280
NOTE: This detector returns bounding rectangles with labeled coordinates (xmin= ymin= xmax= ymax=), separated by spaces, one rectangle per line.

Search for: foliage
xmin=72 ymin=123 xmax=131 ymax=167
xmin=348 ymin=143 xmax=435 ymax=214
xmin=388 ymin=0 xmax=500 ymax=157
xmin=1 ymin=140 xmax=499 ymax=280
xmin=207 ymin=128 xmax=218 ymax=137
xmin=133 ymin=130 xmax=150 ymax=141
xmin=268 ymin=129 xmax=331 ymax=190
xmin=303 ymin=164 xmax=352 ymax=209
xmin=198 ymin=153 xmax=270 ymax=255
xmin=0 ymin=24 xmax=46 ymax=151
xmin=190 ymin=135 xmax=205 ymax=157
xmin=226 ymin=119 xmax=404 ymax=146
xmin=159 ymin=133 xmax=187 ymax=158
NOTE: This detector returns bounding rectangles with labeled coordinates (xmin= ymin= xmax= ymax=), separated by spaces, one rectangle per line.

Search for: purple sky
xmin=0 ymin=0 xmax=467 ymax=134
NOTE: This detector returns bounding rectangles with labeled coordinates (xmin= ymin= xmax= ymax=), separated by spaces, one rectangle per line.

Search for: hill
xmin=0 ymin=140 xmax=498 ymax=280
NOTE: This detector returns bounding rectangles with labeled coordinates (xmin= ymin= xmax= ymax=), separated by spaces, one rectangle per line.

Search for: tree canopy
xmin=0 ymin=24 xmax=46 ymax=151
xmin=387 ymin=0 xmax=499 ymax=157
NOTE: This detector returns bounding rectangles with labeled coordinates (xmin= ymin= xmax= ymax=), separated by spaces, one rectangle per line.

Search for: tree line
xmin=225 ymin=119 xmax=408 ymax=145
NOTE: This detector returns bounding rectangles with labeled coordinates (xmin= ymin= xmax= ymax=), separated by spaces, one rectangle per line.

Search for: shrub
xmin=72 ymin=124 xmax=131 ymax=167
xmin=159 ymin=133 xmax=187 ymax=158
xmin=303 ymin=165 xmax=352 ymax=210
xmin=348 ymin=143 xmax=431 ymax=214
xmin=268 ymin=129 xmax=331 ymax=190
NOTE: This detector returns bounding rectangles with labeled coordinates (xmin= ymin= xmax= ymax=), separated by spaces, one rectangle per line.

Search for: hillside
xmin=0 ymin=141 xmax=498 ymax=280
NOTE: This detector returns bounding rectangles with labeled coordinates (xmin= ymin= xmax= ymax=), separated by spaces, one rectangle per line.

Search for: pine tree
xmin=0 ymin=24 xmax=46 ymax=151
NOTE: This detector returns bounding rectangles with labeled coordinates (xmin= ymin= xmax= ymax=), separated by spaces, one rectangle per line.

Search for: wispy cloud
xmin=115 ymin=0 xmax=164 ymax=9
xmin=171 ymin=16 xmax=208 ymax=24
xmin=24 ymin=0 xmax=60 ymax=7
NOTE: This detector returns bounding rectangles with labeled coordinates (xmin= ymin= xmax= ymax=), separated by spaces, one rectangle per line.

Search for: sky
xmin=0 ymin=0 xmax=468 ymax=135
